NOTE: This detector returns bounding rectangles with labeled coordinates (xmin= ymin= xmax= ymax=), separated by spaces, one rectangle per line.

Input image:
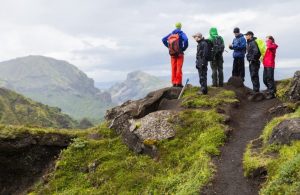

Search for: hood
xmin=172 ymin=29 xmax=183 ymax=35
xmin=209 ymin=27 xmax=219 ymax=38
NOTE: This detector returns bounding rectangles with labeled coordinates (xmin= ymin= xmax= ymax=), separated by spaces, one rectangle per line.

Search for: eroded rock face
xmin=269 ymin=118 xmax=300 ymax=145
xmin=268 ymin=104 xmax=295 ymax=118
xmin=289 ymin=71 xmax=300 ymax=101
xmin=105 ymin=87 xmax=181 ymax=155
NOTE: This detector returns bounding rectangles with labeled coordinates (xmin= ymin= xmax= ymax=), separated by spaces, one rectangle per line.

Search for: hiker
xmin=208 ymin=27 xmax=225 ymax=87
xmin=162 ymin=22 xmax=189 ymax=87
xmin=245 ymin=31 xmax=261 ymax=92
xmin=229 ymin=27 xmax=247 ymax=81
xmin=193 ymin=33 xmax=209 ymax=95
xmin=263 ymin=36 xmax=278 ymax=99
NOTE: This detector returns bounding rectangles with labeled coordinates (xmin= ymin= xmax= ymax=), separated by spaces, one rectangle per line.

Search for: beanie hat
xmin=175 ymin=22 xmax=182 ymax=29
xmin=233 ymin=27 xmax=240 ymax=33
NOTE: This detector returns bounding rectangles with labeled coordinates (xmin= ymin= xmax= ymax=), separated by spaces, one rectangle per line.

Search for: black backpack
xmin=205 ymin=39 xmax=214 ymax=61
xmin=212 ymin=36 xmax=224 ymax=56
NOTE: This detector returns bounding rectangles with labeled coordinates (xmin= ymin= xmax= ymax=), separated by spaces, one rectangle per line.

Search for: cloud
xmin=0 ymin=0 xmax=298 ymax=82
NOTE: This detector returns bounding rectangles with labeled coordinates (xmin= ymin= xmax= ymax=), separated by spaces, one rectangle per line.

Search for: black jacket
xmin=246 ymin=37 xmax=261 ymax=62
xmin=196 ymin=39 xmax=209 ymax=68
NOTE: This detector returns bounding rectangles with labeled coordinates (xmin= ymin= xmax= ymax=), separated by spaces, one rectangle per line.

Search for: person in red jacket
xmin=263 ymin=36 xmax=278 ymax=99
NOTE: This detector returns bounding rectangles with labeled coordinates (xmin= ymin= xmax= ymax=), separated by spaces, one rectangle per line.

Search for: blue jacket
xmin=231 ymin=33 xmax=246 ymax=58
xmin=162 ymin=29 xmax=189 ymax=53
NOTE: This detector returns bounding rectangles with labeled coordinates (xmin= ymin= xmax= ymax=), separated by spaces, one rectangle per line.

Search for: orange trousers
xmin=171 ymin=55 xmax=184 ymax=85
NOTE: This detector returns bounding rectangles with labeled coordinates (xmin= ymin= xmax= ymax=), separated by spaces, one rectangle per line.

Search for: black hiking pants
xmin=249 ymin=60 xmax=260 ymax=92
xmin=232 ymin=58 xmax=245 ymax=81
xmin=197 ymin=64 xmax=208 ymax=94
xmin=263 ymin=67 xmax=276 ymax=95
xmin=210 ymin=54 xmax=224 ymax=87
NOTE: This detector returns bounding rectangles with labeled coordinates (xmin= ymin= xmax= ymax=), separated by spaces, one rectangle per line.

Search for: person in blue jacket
xmin=162 ymin=22 xmax=189 ymax=87
xmin=229 ymin=27 xmax=247 ymax=81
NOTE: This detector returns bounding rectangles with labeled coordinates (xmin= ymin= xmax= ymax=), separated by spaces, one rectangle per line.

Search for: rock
xmin=248 ymin=92 xmax=265 ymax=102
xmin=227 ymin=76 xmax=245 ymax=88
xmin=105 ymin=87 xmax=181 ymax=155
xmin=289 ymin=71 xmax=300 ymax=101
xmin=130 ymin=110 xmax=176 ymax=141
xmin=268 ymin=104 xmax=295 ymax=118
xmin=269 ymin=118 xmax=300 ymax=145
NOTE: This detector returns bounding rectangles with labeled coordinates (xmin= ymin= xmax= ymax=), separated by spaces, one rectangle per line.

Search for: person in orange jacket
xmin=162 ymin=22 xmax=189 ymax=87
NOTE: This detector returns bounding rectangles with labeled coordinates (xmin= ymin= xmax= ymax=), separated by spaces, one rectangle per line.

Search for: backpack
xmin=205 ymin=39 xmax=214 ymax=61
xmin=255 ymin=38 xmax=266 ymax=61
xmin=168 ymin=34 xmax=181 ymax=56
xmin=212 ymin=36 xmax=225 ymax=56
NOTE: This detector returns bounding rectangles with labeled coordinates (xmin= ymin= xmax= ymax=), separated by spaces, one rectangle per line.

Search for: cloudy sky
xmin=0 ymin=0 xmax=299 ymax=82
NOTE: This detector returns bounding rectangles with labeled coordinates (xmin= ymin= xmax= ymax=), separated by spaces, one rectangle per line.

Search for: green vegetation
xmin=31 ymin=87 xmax=237 ymax=194
xmin=276 ymin=79 xmax=292 ymax=102
xmin=243 ymin=107 xmax=300 ymax=195
xmin=182 ymin=87 xmax=238 ymax=108
xmin=0 ymin=88 xmax=78 ymax=129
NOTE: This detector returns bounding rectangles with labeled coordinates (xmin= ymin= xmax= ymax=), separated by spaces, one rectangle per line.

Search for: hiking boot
xmin=197 ymin=90 xmax=207 ymax=95
xmin=265 ymin=93 xmax=275 ymax=100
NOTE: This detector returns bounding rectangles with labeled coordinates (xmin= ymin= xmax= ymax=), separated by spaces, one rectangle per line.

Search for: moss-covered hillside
xmin=243 ymin=80 xmax=300 ymax=195
xmin=29 ymin=86 xmax=237 ymax=194
xmin=0 ymin=87 xmax=78 ymax=129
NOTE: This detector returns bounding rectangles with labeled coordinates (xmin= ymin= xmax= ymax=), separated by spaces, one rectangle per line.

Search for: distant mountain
xmin=109 ymin=71 xmax=169 ymax=104
xmin=0 ymin=56 xmax=113 ymax=122
xmin=0 ymin=87 xmax=77 ymax=128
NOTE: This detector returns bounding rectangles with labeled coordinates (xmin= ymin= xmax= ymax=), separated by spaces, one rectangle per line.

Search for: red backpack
xmin=168 ymin=34 xmax=181 ymax=56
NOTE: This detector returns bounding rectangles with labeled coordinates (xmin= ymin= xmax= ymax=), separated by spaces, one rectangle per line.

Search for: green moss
xmin=32 ymin=109 xmax=227 ymax=194
xmin=182 ymin=87 xmax=238 ymax=108
xmin=243 ymin=107 xmax=300 ymax=194
xmin=276 ymin=79 xmax=292 ymax=102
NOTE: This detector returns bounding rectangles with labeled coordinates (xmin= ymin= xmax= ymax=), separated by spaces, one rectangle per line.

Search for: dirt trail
xmin=202 ymin=86 xmax=280 ymax=195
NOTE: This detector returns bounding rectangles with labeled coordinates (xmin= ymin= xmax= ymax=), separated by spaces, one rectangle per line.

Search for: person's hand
xmin=229 ymin=44 xmax=233 ymax=49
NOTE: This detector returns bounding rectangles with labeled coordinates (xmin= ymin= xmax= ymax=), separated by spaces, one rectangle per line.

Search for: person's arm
xmin=162 ymin=33 xmax=171 ymax=48
xmin=253 ymin=41 xmax=260 ymax=60
xmin=233 ymin=37 xmax=246 ymax=50
xmin=181 ymin=32 xmax=189 ymax=51
xmin=203 ymin=41 xmax=209 ymax=61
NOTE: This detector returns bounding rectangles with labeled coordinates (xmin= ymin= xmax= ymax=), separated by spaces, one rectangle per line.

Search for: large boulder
xmin=269 ymin=118 xmax=300 ymax=145
xmin=289 ymin=71 xmax=300 ymax=101
xmin=129 ymin=110 xmax=176 ymax=141
xmin=105 ymin=87 xmax=181 ymax=155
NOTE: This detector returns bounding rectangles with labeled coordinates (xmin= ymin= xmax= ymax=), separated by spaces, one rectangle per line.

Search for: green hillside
xmin=0 ymin=55 xmax=113 ymax=122
xmin=0 ymin=87 xmax=77 ymax=129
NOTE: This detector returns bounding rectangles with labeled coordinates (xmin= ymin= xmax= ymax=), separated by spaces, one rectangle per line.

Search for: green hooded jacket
xmin=209 ymin=27 xmax=224 ymax=43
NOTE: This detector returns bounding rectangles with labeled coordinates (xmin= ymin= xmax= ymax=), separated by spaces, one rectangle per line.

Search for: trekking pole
xmin=224 ymin=50 xmax=229 ymax=53
xmin=178 ymin=78 xmax=190 ymax=99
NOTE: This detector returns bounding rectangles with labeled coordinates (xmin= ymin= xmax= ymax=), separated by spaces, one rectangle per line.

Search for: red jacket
xmin=263 ymin=40 xmax=278 ymax=68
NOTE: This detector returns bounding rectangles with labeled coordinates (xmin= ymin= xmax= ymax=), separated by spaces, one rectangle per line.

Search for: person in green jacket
xmin=208 ymin=27 xmax=225 ymax=87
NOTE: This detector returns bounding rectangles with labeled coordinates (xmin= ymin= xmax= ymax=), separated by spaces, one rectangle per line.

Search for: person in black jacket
xmin=193 ymin=33 xmax=209 ymax=95
xmin=245 ymin=31 xmax=261 ymax=92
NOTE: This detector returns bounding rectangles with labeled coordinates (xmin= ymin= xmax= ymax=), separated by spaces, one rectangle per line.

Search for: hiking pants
xmin=232 ymin=58 xmax=245 ymax=81
xmin=171 ymin=55 xmax=184 ymax=85
xmin=197 ymin=64 xmax=208 ymax=93
xmin=263 ymin=67 xmax=276 ymax=95
xmin=249 ymin=60 xmax=260 ymax=92
xmin=210 ymin=54 xmax=224 ymax=87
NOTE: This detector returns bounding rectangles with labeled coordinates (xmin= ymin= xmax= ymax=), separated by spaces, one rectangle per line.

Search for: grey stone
xmin=227 ymin=76 xmax=245 ymax=88
xmin=289 ymin=71 xmax=300 ymax=101
xmin=130 ymin=110 xmax=176 ymax=141
xmin=269 ymin=118 xmax=300 ymax=145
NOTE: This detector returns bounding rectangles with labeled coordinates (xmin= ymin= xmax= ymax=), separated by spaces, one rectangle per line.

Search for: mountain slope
xmin=0 ymin=87 xmax=77 ymax=128
xmin=0 ymin=56 xmax=112 ymax=121
xmin=109 ymin=71 xmax=169 ymax=104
